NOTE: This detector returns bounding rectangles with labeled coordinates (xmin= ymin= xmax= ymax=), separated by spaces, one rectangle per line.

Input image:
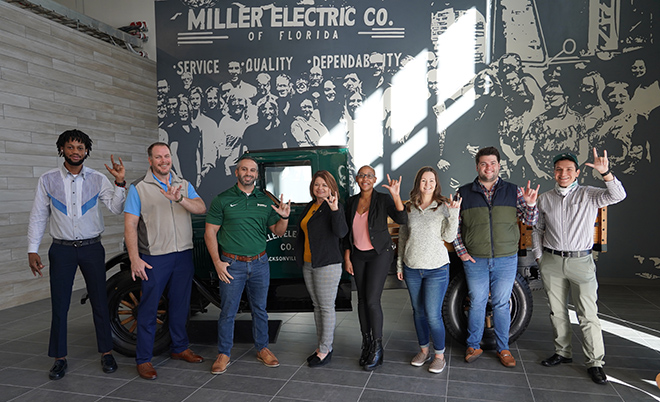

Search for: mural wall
xmin=155 ymin=0 xmax=660 ymax=281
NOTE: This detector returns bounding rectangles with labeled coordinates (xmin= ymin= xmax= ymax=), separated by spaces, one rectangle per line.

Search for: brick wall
xmin=0 ymin=1 xmax=158 ymax=309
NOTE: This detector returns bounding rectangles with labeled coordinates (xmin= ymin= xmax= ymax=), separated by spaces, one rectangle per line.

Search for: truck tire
xmin=106 ymin=270 xmax=171 ymax=357
xmin=443 ymin=271 xmax=533 ymax=350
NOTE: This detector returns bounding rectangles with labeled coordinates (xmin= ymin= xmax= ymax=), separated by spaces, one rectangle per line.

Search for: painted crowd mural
xmin=155 ymin=0 xmax=660 ymax=280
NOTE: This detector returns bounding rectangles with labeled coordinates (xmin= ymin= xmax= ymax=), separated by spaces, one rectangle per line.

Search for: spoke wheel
xmin=107 ymin=270 xmax=171 ymax=357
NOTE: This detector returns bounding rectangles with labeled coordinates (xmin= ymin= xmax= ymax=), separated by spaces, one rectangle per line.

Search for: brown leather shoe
xmin=211 ymin=354 xmax=230 ymax=375
xmin=256 ymin=347 xmax=280 ymax=367
xmin=171 ymin=349 xmax=204 ymax=363
xmin=136 ymin=362 xmax=157 ymax=380
xmin=497 ymin=350 xmax=516 ymax=368
xmin=465 ymin=347 xmax=483 ymax=363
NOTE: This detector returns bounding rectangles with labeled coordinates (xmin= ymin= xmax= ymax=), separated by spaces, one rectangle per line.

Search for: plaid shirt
xmin=453 ymin=178 xmax=538 ymax=257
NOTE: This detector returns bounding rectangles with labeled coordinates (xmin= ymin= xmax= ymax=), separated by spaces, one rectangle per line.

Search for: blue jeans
xmin=217 ymin=253 xmax=270 ymax=356
xmin=403 ymin=264 xmax=449 ymax=354
xmin=463 ymin=254 xmax=517 ymax=352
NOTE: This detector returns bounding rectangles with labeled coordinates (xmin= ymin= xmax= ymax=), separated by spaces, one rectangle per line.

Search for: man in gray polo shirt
xmin=532 ymin=148 xmax=626 ymax=385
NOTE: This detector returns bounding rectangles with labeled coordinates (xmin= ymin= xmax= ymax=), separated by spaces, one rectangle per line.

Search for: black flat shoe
xmin=306 ymin=352 xmax=318 ymax=363
xmin=541 ymin=353 xmax=573 ymax=367
xmin=309 ymin=350 xmax=332 ymax=368
xmin=102 ymin=354 xmax=118 ymax=373
xmin=587 ymin=367 xmax=607 ymax=384
xmin=49 ymin=359 xmax=67 ymax=380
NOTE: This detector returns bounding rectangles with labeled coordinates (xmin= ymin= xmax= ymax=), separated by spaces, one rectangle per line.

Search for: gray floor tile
xmin=447 ymin=381 xmax=535 ymax=402
xmin=366 ymin=372 xmax=448 ymax=396
xmin=0 ymin=385 xmax=32 ymax=402
xmin=276 ymin=380 xmax=363 ymax=402
xmin=0 ymin=367 xmax=51 ymax=388
xmin=291 ymin=365 xmax=370 ymax=387
xmin=359 ymin=389 xmax=443 ymax=401
xmin=203 ymin=373 xmax=286 ymax=395
xmin=9 ymin=389 xmax=101 ymax=402
xmin=106 ymin=381 xmax=198 ymax=402
xmin=40 ymin=372 xmax=128 ymax=396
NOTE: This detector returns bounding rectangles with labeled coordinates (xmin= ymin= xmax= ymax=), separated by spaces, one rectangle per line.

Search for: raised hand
xmin=104 ymin=155 xmax=125 ymax=183
xmin=382 ymin=174 xmax=402 ymax=197
xmin=326 ymin=191 xmax=339 ymax=211
xmin=447 ymin=193 xmax=462 ymax=209
xmin=521 ymin=180 xmax=540 ymax=205
xmin=160 ymin=183 xmax=183 ymax=202
xmin=584 ymin=147 xmax=609 ymax=174
xmin=272 ymin=194 xmax=291 ymax=218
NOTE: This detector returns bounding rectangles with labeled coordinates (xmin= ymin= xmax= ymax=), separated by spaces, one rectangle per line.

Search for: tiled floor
xmin=0 ymin=282 xmax=659 ymax=401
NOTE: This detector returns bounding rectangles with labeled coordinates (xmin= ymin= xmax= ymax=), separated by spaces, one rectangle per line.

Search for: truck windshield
xmin=264 ymin=162 xmax=312 ymax=204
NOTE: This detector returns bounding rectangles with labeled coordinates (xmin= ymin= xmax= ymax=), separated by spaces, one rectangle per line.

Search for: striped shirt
xmin=532 ymin=177 xmax=626 ymax=260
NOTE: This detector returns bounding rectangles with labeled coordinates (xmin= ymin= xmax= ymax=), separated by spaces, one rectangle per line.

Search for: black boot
xmin=363 ymin=338 xmax=383 ymax=371
xmin=359 ymin=333 xmax=372 ymax=366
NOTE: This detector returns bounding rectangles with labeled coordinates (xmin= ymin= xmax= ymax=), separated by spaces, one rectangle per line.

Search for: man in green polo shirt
xmin=204 ymin=156 xmax=291 ymax=375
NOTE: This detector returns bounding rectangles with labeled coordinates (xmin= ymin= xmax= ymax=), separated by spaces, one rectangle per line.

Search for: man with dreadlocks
xmin=27 ymin=129 xmax=126 ymax=380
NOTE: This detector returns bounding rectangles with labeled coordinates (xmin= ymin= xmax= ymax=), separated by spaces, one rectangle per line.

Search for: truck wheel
xmin=106 ymin=270 xmax=171 ymax=357
xmin=443 ymin=271 xmax=533 ymax=350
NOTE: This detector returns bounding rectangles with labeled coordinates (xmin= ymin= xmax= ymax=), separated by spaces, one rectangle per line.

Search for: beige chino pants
xmin=539 ymin=251 xmax=605 ymax=368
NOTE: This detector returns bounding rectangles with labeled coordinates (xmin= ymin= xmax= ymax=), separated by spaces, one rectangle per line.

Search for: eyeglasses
xmin=356 ymin=173 xmax=375 ymax=179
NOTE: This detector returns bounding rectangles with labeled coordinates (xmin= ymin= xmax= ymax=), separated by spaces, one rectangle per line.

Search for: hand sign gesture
xmin=104 ymin=155 xmax=125 ymax=183
xmin=521 ymin=180 xmax=540 ymax=205
xmin=326 ymin=191 xmax=339 ymax=211
xmin=160 ymin=183 xmax=183 ymax=202
xmin=584 ymin=147 xmax=609 ymax=175
xmin=272 ymin=194 xmax=291 ymax=218
xmin=382 ymin=174 xmax=402 ymax=197
xmin=447 ymin=193 xmax=462 ymax=209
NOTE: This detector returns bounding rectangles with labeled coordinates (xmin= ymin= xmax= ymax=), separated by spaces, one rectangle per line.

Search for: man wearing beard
xmin=27 ymin=129 xmax=126 ymax=380
xmin=124 ymin=142 xmax=207 ymax=380
xmin=573 ymin=71 xmax=610 ymax=132
xmin=204 ymin=156 xmax=291 ymax=375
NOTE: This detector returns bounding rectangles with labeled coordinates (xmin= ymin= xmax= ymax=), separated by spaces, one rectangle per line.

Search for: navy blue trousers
xmin=48 ymin=241 xmax=113 ymax=358
xmin=135 ymin=250 xmax=194 ymax=364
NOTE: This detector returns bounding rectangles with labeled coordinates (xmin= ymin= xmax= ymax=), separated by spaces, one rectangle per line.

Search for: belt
xmin=52 ymin=236 xmax=101 ymax=248
xmin=543 ymin=247 xmax=592 ymax=258
xmin=221 ymin=250 xmax=266 ymax=262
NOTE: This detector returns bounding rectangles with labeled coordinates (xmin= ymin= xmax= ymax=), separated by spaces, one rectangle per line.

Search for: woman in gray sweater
xmin=396 ymin=166 xmax=461 ymax=374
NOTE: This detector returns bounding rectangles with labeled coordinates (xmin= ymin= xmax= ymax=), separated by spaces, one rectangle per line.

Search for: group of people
xmin=28 ymin=129 xmax=626 ymax=386
xmin=156 ymin=61 xmax=384 ymax=198
xmin=447 ymin=52 xmax=655 ymax=184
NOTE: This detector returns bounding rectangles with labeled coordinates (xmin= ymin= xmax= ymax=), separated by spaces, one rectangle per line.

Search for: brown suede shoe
xmin=256 ymin=347 xmax=280 ymax=367
xmin=137 ymin=362 xmax=157 ymax=380
xmin=497 ymin=350 xmax=516 ymax=368
xmin=171 ymin=349 xmax=204 ymax=363
xmin=465 ymin=347 xmax=483 ymax=363
xmin=211 ymin=354 xmax=230 ymax=375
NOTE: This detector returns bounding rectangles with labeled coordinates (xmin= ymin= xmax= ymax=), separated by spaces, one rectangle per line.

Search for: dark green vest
xmin=458 ymin=178 xmax=519 ymax=258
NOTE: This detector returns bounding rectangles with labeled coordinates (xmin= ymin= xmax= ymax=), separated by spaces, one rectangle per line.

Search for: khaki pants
xmin=540 ymin=251 xmax=604 ymax=368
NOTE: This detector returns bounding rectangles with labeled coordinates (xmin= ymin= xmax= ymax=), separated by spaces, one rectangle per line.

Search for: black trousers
xmin=48 ymin=242 xmax=113 ymax=358
xmin=351 ymin=248 xmax=392 ymax=339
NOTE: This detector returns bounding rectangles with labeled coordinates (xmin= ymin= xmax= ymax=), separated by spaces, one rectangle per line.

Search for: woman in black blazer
xmin=295 ymin=170 xmax=348 ymax=367
xmin=343 ymin=165 xmax=406 ymax=371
